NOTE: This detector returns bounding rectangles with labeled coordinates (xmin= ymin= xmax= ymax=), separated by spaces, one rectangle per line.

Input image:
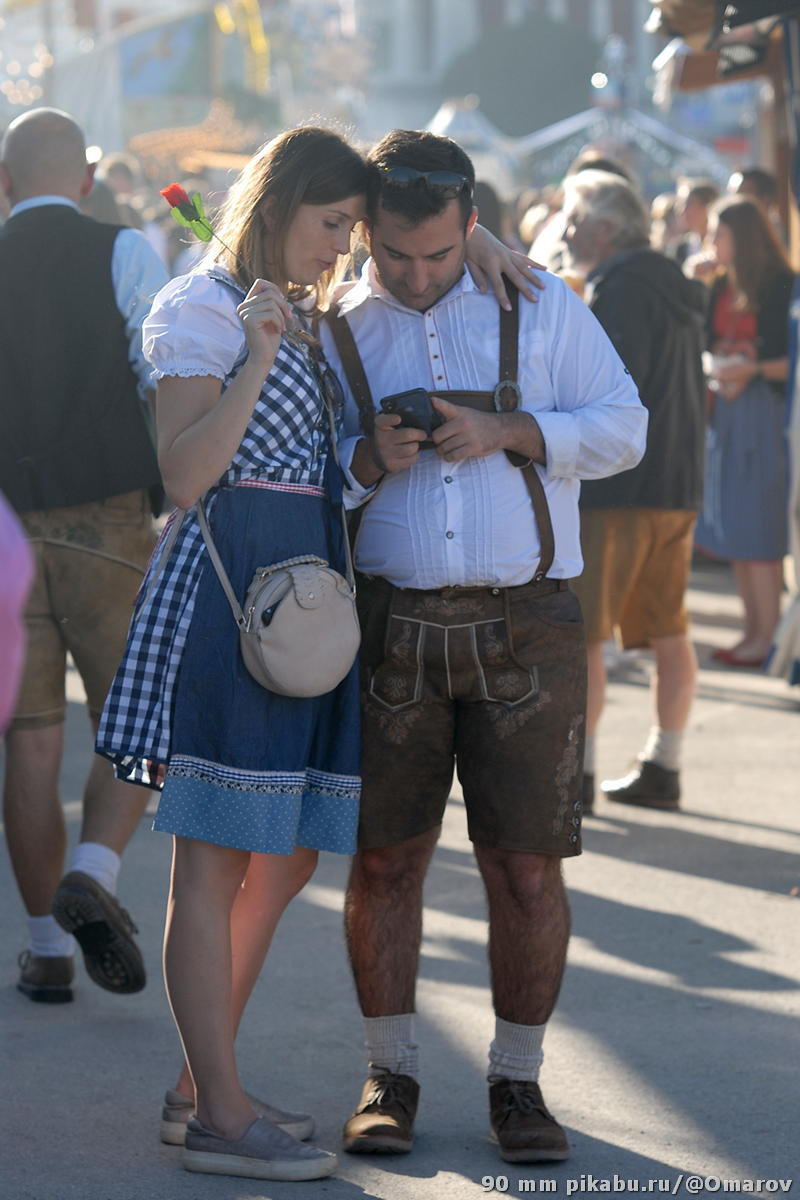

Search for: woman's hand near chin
xmin=237 ymin=279 xmax=294 ymax=371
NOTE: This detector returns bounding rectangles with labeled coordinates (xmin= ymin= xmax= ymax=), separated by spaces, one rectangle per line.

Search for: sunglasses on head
xmin=378 ymin=165 xmax=472 ymax=199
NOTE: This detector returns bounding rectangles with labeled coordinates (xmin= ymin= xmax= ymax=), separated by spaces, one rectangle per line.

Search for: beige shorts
xmin=572 ymin=508 xmax=696 ymax=649
xmin=10 ymin=491 xmax=156 ymax=730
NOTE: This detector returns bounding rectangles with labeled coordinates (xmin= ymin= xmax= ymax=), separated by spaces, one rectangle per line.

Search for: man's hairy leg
xmin=475 ymin=847 xmax=570 ymax=1025
xmin=344 ymin=826 xmax=440 ymax=1016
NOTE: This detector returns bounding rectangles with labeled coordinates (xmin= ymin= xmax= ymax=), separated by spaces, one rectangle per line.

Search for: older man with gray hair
xmin=562 ymin=170 xmax=707 ymax=812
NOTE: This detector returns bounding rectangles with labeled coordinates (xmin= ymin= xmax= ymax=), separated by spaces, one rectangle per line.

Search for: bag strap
xmin=194 ymin=358 xmax=356 ymax=632
xmin=316 ymin=361 xmax=357 ymax=592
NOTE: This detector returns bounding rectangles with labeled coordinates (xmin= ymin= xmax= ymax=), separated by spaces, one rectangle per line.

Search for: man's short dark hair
xmin=366 ymin=129 xmax=475 ymax=229
xmin=679 ymin=179 xmax=720 ymax=208
xmin=736 ymin=166 xmax=778 ymax=203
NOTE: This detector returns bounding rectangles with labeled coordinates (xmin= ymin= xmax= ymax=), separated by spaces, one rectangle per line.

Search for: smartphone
xmin=380 ymin=388 xmax=443 ymax=436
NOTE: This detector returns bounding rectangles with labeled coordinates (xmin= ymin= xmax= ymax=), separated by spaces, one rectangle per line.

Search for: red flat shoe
xmin=720 ymin=652 xmax=766 ymax=668
xmin=711 ymin=647 xmax=736 ymax=662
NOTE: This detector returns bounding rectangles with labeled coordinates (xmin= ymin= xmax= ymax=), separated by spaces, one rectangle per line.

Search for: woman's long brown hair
xmin=202 ymin=126 xmax=370 ymax=308
xmin=712 ymin=195 xmax=793 ymax=311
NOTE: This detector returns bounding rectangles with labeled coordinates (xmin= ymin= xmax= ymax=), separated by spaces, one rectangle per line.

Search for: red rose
xmin=160 ymin=184 xmax=196 ymax=220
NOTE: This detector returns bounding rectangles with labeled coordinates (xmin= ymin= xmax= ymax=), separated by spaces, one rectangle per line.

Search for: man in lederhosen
xmin=321 ymin=130 xmax=647 ymax=1164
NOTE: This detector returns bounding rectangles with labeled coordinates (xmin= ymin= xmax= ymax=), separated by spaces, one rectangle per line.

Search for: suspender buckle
xmin=493 ymin=380 xmax=521 ymax=412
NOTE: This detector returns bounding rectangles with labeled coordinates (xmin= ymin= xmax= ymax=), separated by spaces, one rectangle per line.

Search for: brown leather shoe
xmin=489 ymin=1079 xmax=569 ymax=1163
xmin=17 ymin=951 xmax=74 ymax=1004
xmin=342 ymin=1071 xmax=419 ymax=1154
xmin=602 ymin=760 xmax=680 ymax=810
xmin=52 ymin=870 xmax=146 ymax=993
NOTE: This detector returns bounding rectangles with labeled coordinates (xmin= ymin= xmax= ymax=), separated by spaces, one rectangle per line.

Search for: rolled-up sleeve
xmin=533 ymin=279 xmax=648 ymax=480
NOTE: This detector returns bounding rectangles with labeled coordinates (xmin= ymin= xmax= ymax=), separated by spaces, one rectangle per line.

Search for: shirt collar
xmin=9 ymin=195 xmax=80 ymax=219
xmin=336 ymin=256 xmax=481 ymax=317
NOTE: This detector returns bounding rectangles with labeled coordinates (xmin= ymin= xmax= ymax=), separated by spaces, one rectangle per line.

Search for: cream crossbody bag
xmin=144 ymin=371 xmax=360 ymax=698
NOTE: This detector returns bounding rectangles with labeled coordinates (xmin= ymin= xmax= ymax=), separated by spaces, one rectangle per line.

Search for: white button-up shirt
xmin=322 ymin=261 xmax=647 ymax=588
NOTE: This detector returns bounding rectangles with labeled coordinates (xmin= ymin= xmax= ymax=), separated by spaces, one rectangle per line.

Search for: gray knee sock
xmin=488 ymin=1016 xmax=546 ymax=1083
xmin=363 ymin=1013 xmax=419 ymax=1080
xmin=640 ymin=726 xmax=682 ymax=772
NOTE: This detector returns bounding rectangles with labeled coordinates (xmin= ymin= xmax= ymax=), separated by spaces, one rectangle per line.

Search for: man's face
xmin=367 ymin=199 xmax=476 ymax=311
xmin=563 ymin=201 xmax=607 ymax=271
xmin=677 ymin=191 xmax=707 ymax=236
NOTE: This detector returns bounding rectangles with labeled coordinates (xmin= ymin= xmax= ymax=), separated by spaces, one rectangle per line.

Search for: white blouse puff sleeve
xmin=143 ymin=270 xmax=247 ymax=383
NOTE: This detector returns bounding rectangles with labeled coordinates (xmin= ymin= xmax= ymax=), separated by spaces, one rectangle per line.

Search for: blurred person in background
xmin=0 ymin=107 xmax=167 ymax=1005
xmin=650 ymin=192 xmax=680 ymax=257
xmin=473 ymin=179 xmax=505 ymax=241
xmin=696 ymin=196 xmax=793 ymax=667
xmin=673 ymin=178 xmax=720 ymax=268
xmin=563 ymin=170 xmax=706 ymax=813
xmin=530 ymin=151 xmax=635 ymax=279
xmin=727 ymin=166 xmax=782 ymax=231
xmin=97 ymin=151 xmax=144 ymax=229
xmin=80 ymin=176 xmax=125 ymax=224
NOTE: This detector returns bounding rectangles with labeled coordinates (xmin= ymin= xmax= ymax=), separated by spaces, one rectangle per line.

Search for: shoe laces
xmin=499 ymin=1081 xmax=547 ymax=1118
xmin=362 ymin=1073 xmax=413 ymax=1116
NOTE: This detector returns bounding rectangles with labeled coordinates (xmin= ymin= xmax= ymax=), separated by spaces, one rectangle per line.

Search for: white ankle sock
xmin=583 ymin=734 xmax=596 ymax=775
xmin=640 ymin=726 xmax=682 ymax=772
xmin=364 ymin=1013 xmax=419 ymax=1080
xmin=69 ymin=842 xmax=121 ymax=895
xmin=28 ymin=914 xmax=74 ymax=958
xmin=488 ymin=1016 xmax=546 ymax=1083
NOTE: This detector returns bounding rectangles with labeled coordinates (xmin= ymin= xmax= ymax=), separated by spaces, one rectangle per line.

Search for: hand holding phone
xmin=380 ymin=388 xmax=443 ymax=437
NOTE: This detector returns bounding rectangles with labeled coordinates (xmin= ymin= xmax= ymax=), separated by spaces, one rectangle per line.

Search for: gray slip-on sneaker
xmin=183 ymin=1115 xmax=336 ymax=1181
xmin=161 ymin=1088 xmax=315 ymax=1145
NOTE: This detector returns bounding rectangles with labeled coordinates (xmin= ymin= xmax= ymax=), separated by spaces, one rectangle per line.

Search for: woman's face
xmin=708 ymin=216 xmax=734 ymax=268
xmin=281 ymin=194 xmax=365 ymax=284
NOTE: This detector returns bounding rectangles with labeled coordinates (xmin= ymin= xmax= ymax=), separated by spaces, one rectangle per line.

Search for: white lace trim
xmin=150 ymin=366 xmax=226 ymax=381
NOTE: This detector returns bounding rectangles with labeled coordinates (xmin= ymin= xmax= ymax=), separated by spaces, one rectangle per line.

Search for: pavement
xmin=1 ymin=558 xmax=799 ymax=1200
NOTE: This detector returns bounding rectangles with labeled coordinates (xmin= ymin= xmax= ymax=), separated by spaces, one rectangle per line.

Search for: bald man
xmin=0 ymin=109 xmax=168 ymax=1003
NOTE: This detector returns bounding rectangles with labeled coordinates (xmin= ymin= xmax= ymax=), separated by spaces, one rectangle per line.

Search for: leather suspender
xmin=324 ymin=280 xmax=555 ymax=581
xmin=325 ymin=308 xmax=377 ymax=435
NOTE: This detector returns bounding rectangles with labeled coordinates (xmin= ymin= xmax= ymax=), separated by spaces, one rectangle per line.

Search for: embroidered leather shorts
xmin=356 ymin=573 xmax=587 ymax=855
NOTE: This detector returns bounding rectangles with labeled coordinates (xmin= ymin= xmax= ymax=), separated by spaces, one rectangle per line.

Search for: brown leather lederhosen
xmin=324 ymin=282 xmax=556 ymax=582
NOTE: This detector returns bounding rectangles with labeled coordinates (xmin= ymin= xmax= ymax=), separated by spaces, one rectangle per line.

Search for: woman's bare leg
xmin=730 ymin=560 xmax=783 ymax=660
xmin=731 ymin=561 xmax=757 ymax=649
xmin=164 ymin=836 xmax=255 ymax=1137
xmin=172 ymin=846 xmax=318 ymax=1099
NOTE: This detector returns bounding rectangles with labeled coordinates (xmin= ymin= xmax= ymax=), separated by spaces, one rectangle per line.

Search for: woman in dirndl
xmin=97 ymin=127 xmax=369 ymax=1182
xmin=696 ymin=195 xmax=794 ymax=668
xmin=96 ymin=126 xmax=540 ymax=1183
